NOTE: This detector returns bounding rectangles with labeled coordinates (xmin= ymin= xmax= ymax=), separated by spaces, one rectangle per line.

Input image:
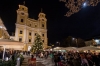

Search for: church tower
xmin=15 ymin=4 xmax=28 ymax=42
xmin=38 ymin=9 xmax=47 ymax=29
xmin=16 ymin=4 xmax=28 ymax=25
xmin=38 ymin=9 xmax=47 ymax=49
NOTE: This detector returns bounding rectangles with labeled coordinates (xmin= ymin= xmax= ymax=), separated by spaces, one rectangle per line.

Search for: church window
xmin=29 ymin=39 xmax=31 ymax=42
xmin=42 ymin=24 xmax=44 ymax=27
xmin=21 ymin=13 xmax=24 ymax=15
xmin=35 ymin=25 xmax=37 ymax=27
xmin=42 ymin=19 xmax=44 ymax=21
xmin=21 ymin=19 xmax=23 ymax=22
xmin=40 ymin=14 xmax=44 ymax=17
xmin=22 ymin=8 xmax=24 ymax=10
xmin=20 ymin=31 xmax=23 ymax=34
xmin=19 ymin=37 xmax=22 ymax=42
xmin=35 ymin=33 xmax=37 ymax=36
xmin=42 ymin=34 xmax=44 ymax=37
xmin=29 ymin=32 xmax=31 ymax=36
xmin=42 ymin=40 xmax=44 ymax=43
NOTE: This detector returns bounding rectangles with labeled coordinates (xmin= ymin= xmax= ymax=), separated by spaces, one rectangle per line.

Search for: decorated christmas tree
xmin=31 ymin=33 xmax=43 ymax=53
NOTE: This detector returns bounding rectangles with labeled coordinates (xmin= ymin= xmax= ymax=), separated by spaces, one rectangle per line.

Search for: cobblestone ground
xmin=21 ymin=55 xmax=54 ymax=66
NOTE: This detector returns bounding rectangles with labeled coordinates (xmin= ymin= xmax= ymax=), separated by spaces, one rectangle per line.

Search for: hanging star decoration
xmin=60 ymin=0 xmax=100 ymax=17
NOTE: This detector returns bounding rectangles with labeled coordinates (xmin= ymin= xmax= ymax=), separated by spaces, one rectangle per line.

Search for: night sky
xmin=0 ymin=0 xmax=100 ymax=44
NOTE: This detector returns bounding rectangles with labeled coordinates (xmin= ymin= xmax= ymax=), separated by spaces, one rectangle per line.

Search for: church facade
xmin=14 ymin=4 xmax=48 ymax=51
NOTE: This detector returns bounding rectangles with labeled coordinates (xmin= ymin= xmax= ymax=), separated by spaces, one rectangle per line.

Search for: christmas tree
xmin=31 ymin=33 xmax=43 ymax=53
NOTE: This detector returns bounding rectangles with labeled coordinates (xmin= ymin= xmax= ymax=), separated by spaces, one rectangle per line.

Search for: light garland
xmin=60 ymin=0 xmax=100 ymax=17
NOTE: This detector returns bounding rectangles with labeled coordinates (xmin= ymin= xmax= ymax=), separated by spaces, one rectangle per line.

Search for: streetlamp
xmin=2 ymin=45 xmax=6 ymax=61
xmin=50 ymin=43 xmax=54 ymax=51
xmin=56 ymin=42 xmax=60 ymax=47
xmin=76 ymin=39 xmax=78 ymax=48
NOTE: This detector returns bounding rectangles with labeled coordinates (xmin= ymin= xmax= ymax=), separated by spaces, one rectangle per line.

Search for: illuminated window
xmin=29 ymin=39 xmax=31 ymax=42
xmin=21 ymin=19 xmax=23 ymax=22
xmin=20 ymin=31 xmax=23 ymax=34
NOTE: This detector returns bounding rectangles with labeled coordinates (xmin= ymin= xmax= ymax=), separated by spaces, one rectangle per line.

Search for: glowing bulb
xmin=83 ymin=2 xmax=87 ymax=7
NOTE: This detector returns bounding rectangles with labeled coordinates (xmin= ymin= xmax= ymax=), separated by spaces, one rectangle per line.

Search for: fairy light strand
xmin=60 ymin=0 xmax=100 ymax=17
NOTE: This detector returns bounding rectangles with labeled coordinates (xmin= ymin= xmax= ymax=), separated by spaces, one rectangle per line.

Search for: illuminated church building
xmin=14 ymin=4 xmax=48 ymax=50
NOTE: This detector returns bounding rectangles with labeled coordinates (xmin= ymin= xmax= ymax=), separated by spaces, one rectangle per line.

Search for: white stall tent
xmin=0 ymin=39 xmax=24 ymax=50
xmin=77 ymin=46 xmax=100 ymax=50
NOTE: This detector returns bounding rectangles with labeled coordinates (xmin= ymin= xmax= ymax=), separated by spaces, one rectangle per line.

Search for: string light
xmin=60 ymin=0 xmax=100 ymax=17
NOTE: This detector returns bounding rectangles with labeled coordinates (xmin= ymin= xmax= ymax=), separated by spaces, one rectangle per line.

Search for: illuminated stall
xmin=0 ymin=39 xmax=24 ymax=50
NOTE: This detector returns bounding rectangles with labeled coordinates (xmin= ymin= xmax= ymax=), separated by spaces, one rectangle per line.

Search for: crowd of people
xmin=51 ymin=51 xmax=100 ymax=66
xmin=33 ymin=51 xmax=100 ymax=66
xmin=0 ymin=50 xmax=22 ymax=61
xmin=1 ymin=49 xmax=100 ymax=66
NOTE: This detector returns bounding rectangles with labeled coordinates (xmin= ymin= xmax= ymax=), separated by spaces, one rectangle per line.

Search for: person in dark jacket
xmin=72 ymin=56 xmax=81 ymax=66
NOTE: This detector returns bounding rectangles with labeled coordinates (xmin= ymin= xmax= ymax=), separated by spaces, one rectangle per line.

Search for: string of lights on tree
xmin=31 ymin=33 xmax=43 ymax=53
xmin=59 ymin=0 xmax=100 ymax=17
